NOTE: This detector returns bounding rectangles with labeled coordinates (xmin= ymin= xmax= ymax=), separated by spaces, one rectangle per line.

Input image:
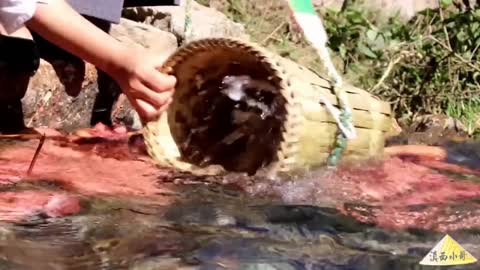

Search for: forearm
xmin=23 ymin=0 xmax=176 ymax=121
xmin=26 ymin=0 xmax=126 ymax=74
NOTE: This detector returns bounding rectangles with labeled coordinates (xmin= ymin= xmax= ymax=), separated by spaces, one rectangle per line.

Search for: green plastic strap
xmin=327 ymin=87 xmax=353 ymax=167
xmin=288 ymin=0 xmax=317 ymax=15
xmin=326 ymin=108 xmax=351 ymax=167
xmin=184 ymin=0 xmax=193 ymax=43
xmin=286 ymin=0 xmax=355 ymax=167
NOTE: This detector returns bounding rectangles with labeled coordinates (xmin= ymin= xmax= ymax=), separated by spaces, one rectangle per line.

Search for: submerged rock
xmin=386 ymin=114 xmax=471 ymax=146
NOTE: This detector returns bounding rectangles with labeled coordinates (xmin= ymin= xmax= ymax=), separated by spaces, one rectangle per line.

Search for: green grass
xmin=445 ymin=97 xmax=480 ymax=136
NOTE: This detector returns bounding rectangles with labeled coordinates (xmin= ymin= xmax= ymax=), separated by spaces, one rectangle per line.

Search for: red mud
xmin=244 ymin=156 xmax=480 ymax=232
xmin=0 ymin=124 xmax=175 ymax=222
xmin=1 ymin=125 xmax=480 ymax=232
xmin=335 ymin=157 xmax=480 ymax=231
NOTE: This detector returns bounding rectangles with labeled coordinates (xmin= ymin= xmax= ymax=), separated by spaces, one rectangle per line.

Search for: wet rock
xmin=386 ymin=114 xmax=470 ymax=146
xmin=122 ymin=1 xmax=249 ymax=43
xmin=444 ymin=140 xmax=480 ymax=170
xmin=43 ymin=194 xmax=82 ymax=218
xmin=17 ymin=18 xmax=177 ymax=132
xmin=235 ymin=155 xmax=480 ymax=232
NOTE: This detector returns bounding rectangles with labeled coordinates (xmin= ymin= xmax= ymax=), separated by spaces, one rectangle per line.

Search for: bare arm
xmin=26 ymin=0 xmax=125 ymax=75
xmin=26 ymin=0 xmax=176 ymax=121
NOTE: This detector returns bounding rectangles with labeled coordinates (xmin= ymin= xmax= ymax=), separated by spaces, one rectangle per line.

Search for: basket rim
xmin=145 ymin=37 xmax=302 ymax=177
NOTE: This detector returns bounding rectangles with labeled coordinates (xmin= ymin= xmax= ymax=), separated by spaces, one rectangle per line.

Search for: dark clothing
xmin=0 ymin=35 xmax=40 ymax=75
xmin=0 ymin=34 xmax=40 ymax=133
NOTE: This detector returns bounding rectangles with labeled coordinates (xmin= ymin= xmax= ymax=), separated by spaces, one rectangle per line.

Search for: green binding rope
xmin=327 ymin=103 xmax=351 ymax=167
xmin=327 ymin=77 xmax=354 ymax=167
xmin=286 ymin=0 xmax=356 ymax=167
xmin=183 ymin=0 xmax=193 ymax=43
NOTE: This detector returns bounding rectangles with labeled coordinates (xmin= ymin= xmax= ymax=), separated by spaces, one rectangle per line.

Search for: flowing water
xmin=0 ymin=127 xmax=479 ymax=270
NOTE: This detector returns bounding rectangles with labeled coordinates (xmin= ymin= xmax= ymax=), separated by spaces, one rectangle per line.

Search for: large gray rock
xmin=22 ymin=60 xmax=99 ymax=131
xmin=122 ymin=1 xmax=249 ymax=43
xmin=19 ymin=18 xmax=178 ymax=132
xmin=110 ymin=18 xmax=178 ymax=56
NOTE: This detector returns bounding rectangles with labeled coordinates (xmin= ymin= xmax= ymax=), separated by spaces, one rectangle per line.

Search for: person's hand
xmin=26 ymin=0 xmax=176 ymax=122
xmin=106 ymin=47 xmax=176 ymax=122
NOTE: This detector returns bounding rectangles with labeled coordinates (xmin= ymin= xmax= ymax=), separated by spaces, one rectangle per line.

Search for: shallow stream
xmin=0 ymin=126 xmax=479 ymax=270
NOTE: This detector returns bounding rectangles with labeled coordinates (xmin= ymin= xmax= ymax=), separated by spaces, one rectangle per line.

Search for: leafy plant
xmin=322 ymin=2 xmax=480 ymax=132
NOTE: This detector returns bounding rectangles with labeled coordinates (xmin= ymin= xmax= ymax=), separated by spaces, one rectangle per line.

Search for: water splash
xmin=221 ymin=75 xmax=276 ymax=119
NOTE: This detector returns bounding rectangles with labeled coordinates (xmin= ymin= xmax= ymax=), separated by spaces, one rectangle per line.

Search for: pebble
xmin=44 ymin=194 xmax=81 ymax=218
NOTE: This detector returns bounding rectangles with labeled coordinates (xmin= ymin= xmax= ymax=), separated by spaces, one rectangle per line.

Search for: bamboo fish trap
xmin=143 ymin=38 xmax=393 ymax=177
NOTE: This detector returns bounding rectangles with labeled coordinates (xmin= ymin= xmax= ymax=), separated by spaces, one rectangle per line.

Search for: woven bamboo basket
xmin=143 ymin=38 xmax=393 ymax=177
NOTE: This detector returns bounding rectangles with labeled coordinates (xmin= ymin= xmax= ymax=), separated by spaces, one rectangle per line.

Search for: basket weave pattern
xmin=143 ymin=38 xmax=392 ymax=176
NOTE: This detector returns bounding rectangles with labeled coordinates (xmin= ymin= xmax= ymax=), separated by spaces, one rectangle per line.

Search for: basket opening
xmin=167 ymin=48 xmax=288 ymax=175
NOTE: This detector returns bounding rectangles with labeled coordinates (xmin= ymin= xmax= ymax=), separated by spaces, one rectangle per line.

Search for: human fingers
xmin=141 ymin=68 xmax=177 ymax=93
xmin=127 ymin=81 xmax=174 ymax=109
xmin=133 ymin=96 xmax=173 ymax=122
xmin=130 ymin=98 xmax=160 ymax=122
xmin=157 ymin=97 xmax=173 ymax=113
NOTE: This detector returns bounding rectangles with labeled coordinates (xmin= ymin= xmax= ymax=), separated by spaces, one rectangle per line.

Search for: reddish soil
xmin=336 ymin=157 xmax=480 ymax=231
xmin=0 ymin=123 xmax=175 ymax=222
xmin=243 ymin=152 xmax=480 ymax=232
